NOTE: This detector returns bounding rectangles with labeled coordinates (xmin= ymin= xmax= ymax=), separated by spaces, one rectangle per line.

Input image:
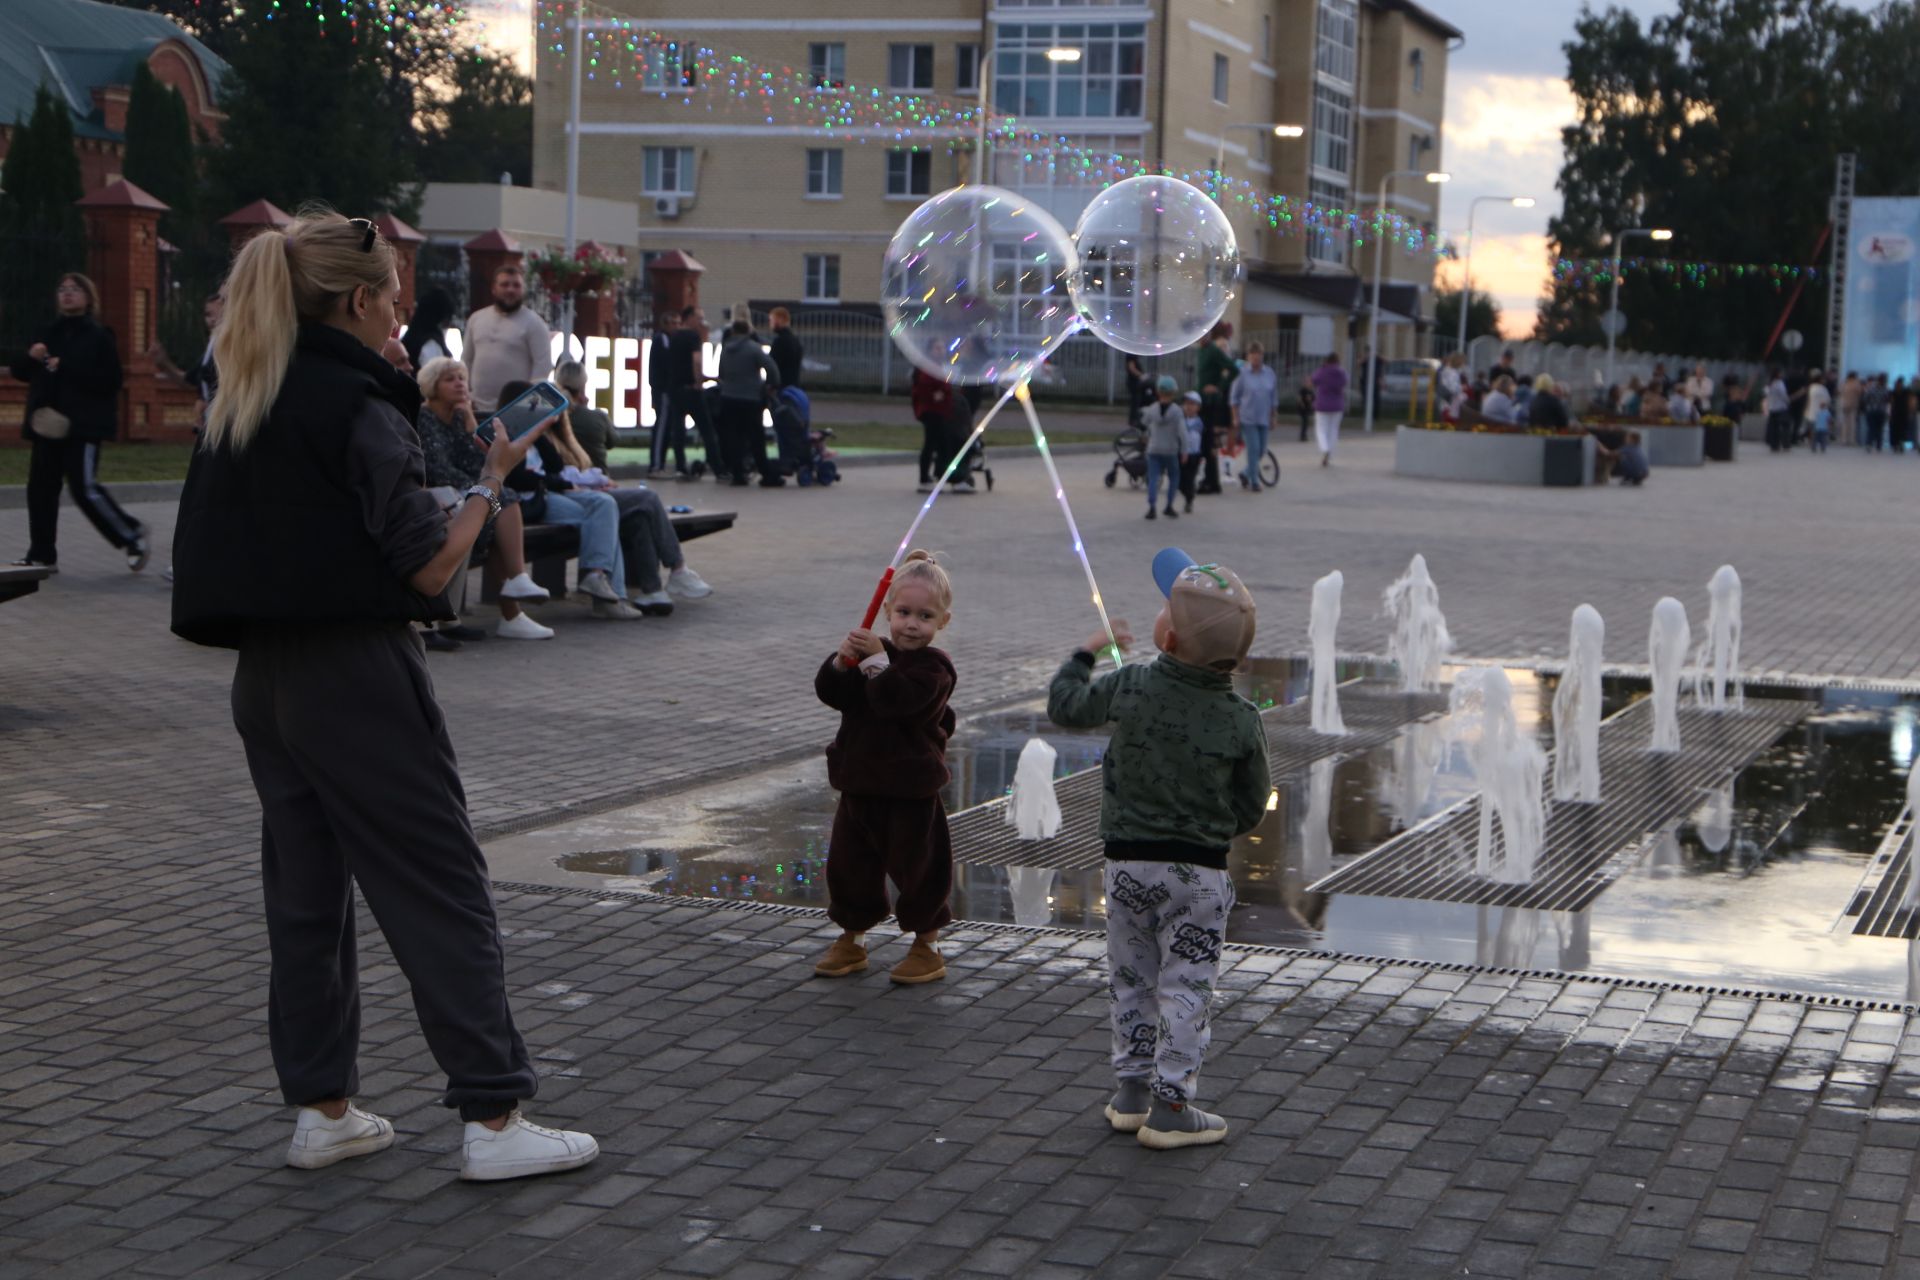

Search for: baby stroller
xmin=796 ymin=418 xmax=841 ymax=487
xmin=771 ymin=386 xmax=812 ymax=474
xmin=1104 ymin=425 xmax=1147 ymax=488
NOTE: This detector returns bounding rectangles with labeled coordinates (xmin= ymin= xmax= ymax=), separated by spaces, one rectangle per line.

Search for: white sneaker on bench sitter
xmin=496 ymin=613 xmax=555 ymax=640
xmin=499 ymin=572 xmax=549 ymax=602
xmin=286 ymin=1104 xmax=395 ymax=1169
xmin=667 ymin=566 xmax=712 ymax=598
xmin=460 ymin=1110 xmax=598 ymax=1182
xmin=576 ymin=569 xmax=622 ymax=602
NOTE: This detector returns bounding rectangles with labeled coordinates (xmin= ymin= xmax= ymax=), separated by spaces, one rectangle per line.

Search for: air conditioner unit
xmin=654 ymin=195 xmax=682 ymax=219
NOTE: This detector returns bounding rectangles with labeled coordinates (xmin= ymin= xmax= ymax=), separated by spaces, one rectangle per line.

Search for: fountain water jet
xmin=1300 ymin=759 xmax=1336 ymax=883
xmin=1383 ymin=554 xmax=1452 ymax=693
xmin=1551 ymin=604 xmax=1605 ymax=803
xmin=1693 ymin=565 xmax=1744 ymax=711
xmin=1308 ymin=571 xmax=1347 ymax=735
xmin=1005 ymin=738 xmax=1062 ymax=839
xmin=1903 ymin=765 xmax=1920 ymax=911
xmin=1648 ymin=597 xmax=1691 ymax=752
xmin=1450 ymin=666 xmax=1547 ymax=885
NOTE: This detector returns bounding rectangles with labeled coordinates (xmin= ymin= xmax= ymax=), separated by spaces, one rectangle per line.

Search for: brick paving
xmin=4 ymin=435 xmax=1920 ymax=1277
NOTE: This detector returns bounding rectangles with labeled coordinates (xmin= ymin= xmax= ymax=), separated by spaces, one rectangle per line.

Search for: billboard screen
xmin=1844 ymin=198 xmax=1920 ymax=377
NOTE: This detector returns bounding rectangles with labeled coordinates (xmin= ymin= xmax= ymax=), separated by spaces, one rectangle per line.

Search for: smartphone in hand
xmin=477 ymin=381 xmax=567 ymax=443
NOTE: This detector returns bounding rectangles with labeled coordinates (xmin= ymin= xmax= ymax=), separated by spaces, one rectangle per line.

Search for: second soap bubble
xmin=1069 ymin=175 xmax=1242 ymax=356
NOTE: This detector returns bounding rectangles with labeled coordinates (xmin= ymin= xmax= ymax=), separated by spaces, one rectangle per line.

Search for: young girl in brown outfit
xmin=812 ymin=551 xmax=957 ymax=984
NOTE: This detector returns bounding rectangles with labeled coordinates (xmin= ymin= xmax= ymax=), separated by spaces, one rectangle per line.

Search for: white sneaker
xmin=667 ymin=566 xmax=712 ymax=599
xmin=459 ymin=1110 xmax=598 ymax=1182
xmin=576 ymin=569 xmax=622 ymax=603
xmin=951 ymin=479 xmax=978 ymax=493
xmin=631 ymin=590 xmax=675 ymax=617
xmin=286 ymin=1104 xmax=395 ymax=1170
xmin=499 ymin=571 xmax=550 ymax=602
xmin=591 ymin=597 xmax=644 ymax=620
xmin=496 ymin=613 xmax=555 ymax=640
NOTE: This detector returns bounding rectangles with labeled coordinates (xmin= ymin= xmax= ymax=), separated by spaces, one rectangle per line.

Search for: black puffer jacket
xmin=11 ymin=314 xmax=122 ymax=442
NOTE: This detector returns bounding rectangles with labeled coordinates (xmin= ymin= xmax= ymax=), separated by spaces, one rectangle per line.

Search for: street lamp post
xmin=1211 ymin=122 xmax=1304 ymax=190
xmin=1604 ymin=226 xmax=1673 ymax=387
xmin=562 ymin=0 xmax=584 ymax=338
xmin=974 ymin=42 xmax=1079 ymax=186
xmin=1456 ymin=195 xmax=1535 ymax=356
xmin=1364 ymin=168 xmax=1448 ymax=434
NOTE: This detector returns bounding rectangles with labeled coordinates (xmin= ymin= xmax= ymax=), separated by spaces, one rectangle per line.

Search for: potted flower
xmin=527 ymin=244 xmax=626 ymax=298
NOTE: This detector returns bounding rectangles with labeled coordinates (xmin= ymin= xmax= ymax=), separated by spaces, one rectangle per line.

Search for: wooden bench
xmin=475 ymin=509 xmax=736 ymax=601
xmin=0 ymin=564 xmax=53 ymax=606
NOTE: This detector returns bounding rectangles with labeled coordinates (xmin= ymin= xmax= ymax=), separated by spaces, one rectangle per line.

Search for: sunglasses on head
xmin=348 ymin=217 xmax=377 ymax=253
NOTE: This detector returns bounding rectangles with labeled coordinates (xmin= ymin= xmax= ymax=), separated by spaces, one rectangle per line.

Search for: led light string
xmin=245 ymin=0 xmax=468 ymax=53
xmin=1551 ymin=257 xmax=1821 ymax=290
xmin=1012 ymin=381 xmax=1124 ymax=669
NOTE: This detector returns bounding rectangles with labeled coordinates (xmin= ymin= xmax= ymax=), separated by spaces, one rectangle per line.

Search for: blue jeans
xmin=1242 ymin=420 xmax=1270 ymax=489
xmin=539 ymin=489 xmax=626 ymax=587
xmin=1146 ymin=453 xmax=1179 ymax=511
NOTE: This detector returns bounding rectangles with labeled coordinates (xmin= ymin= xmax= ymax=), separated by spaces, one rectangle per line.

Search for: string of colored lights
xmin=1550 ymin=257 xmax=1820 ymax=290
xmin=246 ymin=0 xmax=469 ymax=52
xmin=1014 ymin=383 xmax=1126 ymax=670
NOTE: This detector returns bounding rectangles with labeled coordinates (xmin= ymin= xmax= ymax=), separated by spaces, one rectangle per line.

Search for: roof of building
xmin=1250 ymin=268 xmax=1424 ymax=322
xmin=0 ymin=0 xmax=227 ymax=142
xmin=1368 ymin=0 xmax=1463 ymax=41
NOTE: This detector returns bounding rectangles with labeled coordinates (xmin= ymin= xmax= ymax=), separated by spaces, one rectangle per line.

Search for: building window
xmin=1261 ymin=15 xmax=1272 ymax=59
xmin=1407 ymin=135 xmax=1429 ymax=172
xmin=1316 ymin=0 xmax=1358 ymax=86
xmin=804 ymin=254 xmax=841 ymax=302
xmin=643 ymin=147 xmax=696 ymax=195
xmin=1309 ymin=178 xmax=1349 ymax=266
xmin=808 ymin=42 xmax=846 ymax=90
xmin=640 ymin=41 xmax=697 ymax=91
xmin=886 ymin=149 xmax=931 ymax=197
xmin=994 ymin=22 xmax=1146 ymax=120
xmin=889 ymin=43 xmax=934 ymax=92
xmin=1312 ymin=82 xmax=1352 ymax=177
xmin=1212 ymin=54 xmax=1229 ymax=105
xmin=806 ymin=149 xmax=843 ymax=197
xmin=1410 ymin=48 xmax=1425 ymax=94
xmin=991 ymin=133 xmax=1145 ymax=226
xmin=957 ymin=43 xmax=981 ymax=93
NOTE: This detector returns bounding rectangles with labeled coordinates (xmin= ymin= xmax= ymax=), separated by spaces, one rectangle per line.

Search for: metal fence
xmin=1458 ymin=335 xmax=1767 ymax=405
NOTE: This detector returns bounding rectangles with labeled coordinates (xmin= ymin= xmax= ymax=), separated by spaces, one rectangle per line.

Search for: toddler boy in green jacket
xmin=1047 ymin=548 xmax=1269 ymax=1149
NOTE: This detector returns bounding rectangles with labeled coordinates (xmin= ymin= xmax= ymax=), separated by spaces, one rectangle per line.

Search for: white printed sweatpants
xmin=1105 ymin=860 xmax=1234 ymax=1104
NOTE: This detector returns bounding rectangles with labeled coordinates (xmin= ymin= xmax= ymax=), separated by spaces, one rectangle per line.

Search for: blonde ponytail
xmin=204 ymin=230 xmax=297 ymax=452
xmin=890 ymin=548 xmax=953 ymax=612
xmin=203 ymin=209 xmax=399 ymax=452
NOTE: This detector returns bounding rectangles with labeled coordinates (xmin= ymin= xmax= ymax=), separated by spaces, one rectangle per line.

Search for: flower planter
xmin=1702 ymin=421 xmax=1737 ymax=462
xmin=1394 ymin=426 xmax=1594 ymax=487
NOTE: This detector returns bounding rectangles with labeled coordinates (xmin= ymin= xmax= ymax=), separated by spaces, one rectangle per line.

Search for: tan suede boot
xmin=813 ymin=934 xmax=868 ymax=977
xmin=889 ymin=938 xmax=946 ymax=985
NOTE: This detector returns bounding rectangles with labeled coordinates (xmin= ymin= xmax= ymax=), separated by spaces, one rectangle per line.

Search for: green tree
xmin=1433 ymin=288 xmax=1501 ymax=347
xmin=1537 ymin=0 xmax=1913 ymax=363
xmin=0 ymin=85 xmax=88 ymax=351
xmin=122 ymin=61 xmax=198 ymax=240
xmin=422 ymin=49 xmax=534 ymax=187
xmin=206 ymin=2 xmax=422 ymax=220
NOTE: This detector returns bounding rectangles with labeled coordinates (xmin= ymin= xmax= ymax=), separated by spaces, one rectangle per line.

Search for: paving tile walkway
xmin=4 ymin=436 xmax=1920 ymax=1276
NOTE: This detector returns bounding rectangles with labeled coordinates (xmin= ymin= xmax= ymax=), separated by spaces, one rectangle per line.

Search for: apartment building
xmin=530 ymin=0 xmax=1458 ymax=362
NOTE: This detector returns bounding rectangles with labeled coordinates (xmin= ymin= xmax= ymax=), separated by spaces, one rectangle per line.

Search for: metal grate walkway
xmin=1840 ymin=807 xmax=1919 ymax=939
xmin=1309 ymin=697 xmax=1812 ymax=912
xmin=948 ymin=684 xmax=1446 ymax=873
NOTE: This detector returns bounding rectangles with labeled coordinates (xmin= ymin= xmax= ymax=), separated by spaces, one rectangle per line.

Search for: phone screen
xmin=480 ymin=381 xmax=567 ymax=442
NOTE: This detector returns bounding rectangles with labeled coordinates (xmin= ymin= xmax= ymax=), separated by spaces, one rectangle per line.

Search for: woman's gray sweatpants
xmin=1104 ymin=860 xmax=1235 ymax=1104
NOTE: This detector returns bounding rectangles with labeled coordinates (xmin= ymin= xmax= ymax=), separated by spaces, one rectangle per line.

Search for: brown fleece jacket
xmin=814 ymin=640 xmax=957 ymax=798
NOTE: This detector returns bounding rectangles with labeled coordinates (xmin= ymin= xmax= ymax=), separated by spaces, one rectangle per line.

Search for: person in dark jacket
xmin=656 ymin=305 xmax=722 ymax=479
xmin=170 ymin=211 xmax=597 ymax=1181
xmin=716 ymin=319 xmax=782 ymax=486
xmin=11 ymin=273 xmax=148 ymax=571
xmin=811 ymin=550 xmax=957 ymax=986
xmin=1526 ymin=375 xmax=1571 ymax=429
xmin=768 ymin=306 xmax=803 ymax=391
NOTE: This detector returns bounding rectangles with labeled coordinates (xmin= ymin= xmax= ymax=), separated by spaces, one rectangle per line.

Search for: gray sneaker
xmin=1104 ymin=1080 xmax=1150 ymax=1133
xmin=1136 ymin=1097 xmax=1228 ymax=1150
xmin=591 ymin=597 xmax=644 ymax=621
xmin=577 ymin=568 xmax=622 ymax=602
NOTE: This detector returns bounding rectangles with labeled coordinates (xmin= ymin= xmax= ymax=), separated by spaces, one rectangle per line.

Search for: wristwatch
xmin=461 ymin=483 xmax=503 ymax=521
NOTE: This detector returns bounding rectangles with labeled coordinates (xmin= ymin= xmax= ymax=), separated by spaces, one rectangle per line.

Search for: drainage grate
xmin=946 ymin=684 xmax=1447 ymax=873
xmin=1309 ymin=697 xmax=1811 ymax=912
xmin=1842 ymin=808 xmax=1919 ymax=939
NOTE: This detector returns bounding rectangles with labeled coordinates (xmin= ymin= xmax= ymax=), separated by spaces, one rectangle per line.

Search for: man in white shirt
xmin=1763 ymin=369 xmax=1792 ymax=452
xmin=1800 ymin=368 xmax=1830 ymax=452
xmin=463 ymin=264 xmax=551 ymax=413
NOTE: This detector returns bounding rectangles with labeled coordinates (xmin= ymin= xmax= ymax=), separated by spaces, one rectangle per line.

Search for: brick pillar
xmin=77 ymin=179 xmax=168 ymax=442
xmin=218 ymin=198 xmax=293 ymax=254
xmin=575 ymin=290 xmax=618 ymax=339
xmin=464 ymin=229 xmax=523 ymax=314
xmin=374 ymin=213 xmax=426 ymax=321
xmin=647 ymin=250 xmax=705 ymax=332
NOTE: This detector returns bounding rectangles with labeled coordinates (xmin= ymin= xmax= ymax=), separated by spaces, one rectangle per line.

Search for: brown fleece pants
xmin=826 ymin=793 xmax=954 ymax=936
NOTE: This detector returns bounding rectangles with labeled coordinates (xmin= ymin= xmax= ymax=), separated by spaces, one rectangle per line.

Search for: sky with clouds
xmin=463 ymin=0 xmax=1858 ymax=339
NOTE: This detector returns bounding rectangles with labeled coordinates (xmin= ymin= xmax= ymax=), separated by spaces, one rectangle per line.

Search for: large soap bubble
xmin=881 ymin=185 xmax=1077 ymax=385
xmin=1069 ymin=175 xmax=1242 ymax=356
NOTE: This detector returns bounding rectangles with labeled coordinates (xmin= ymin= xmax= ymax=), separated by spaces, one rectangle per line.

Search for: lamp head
xmin=1424 ymin=171 xmax=1451 ymax=184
